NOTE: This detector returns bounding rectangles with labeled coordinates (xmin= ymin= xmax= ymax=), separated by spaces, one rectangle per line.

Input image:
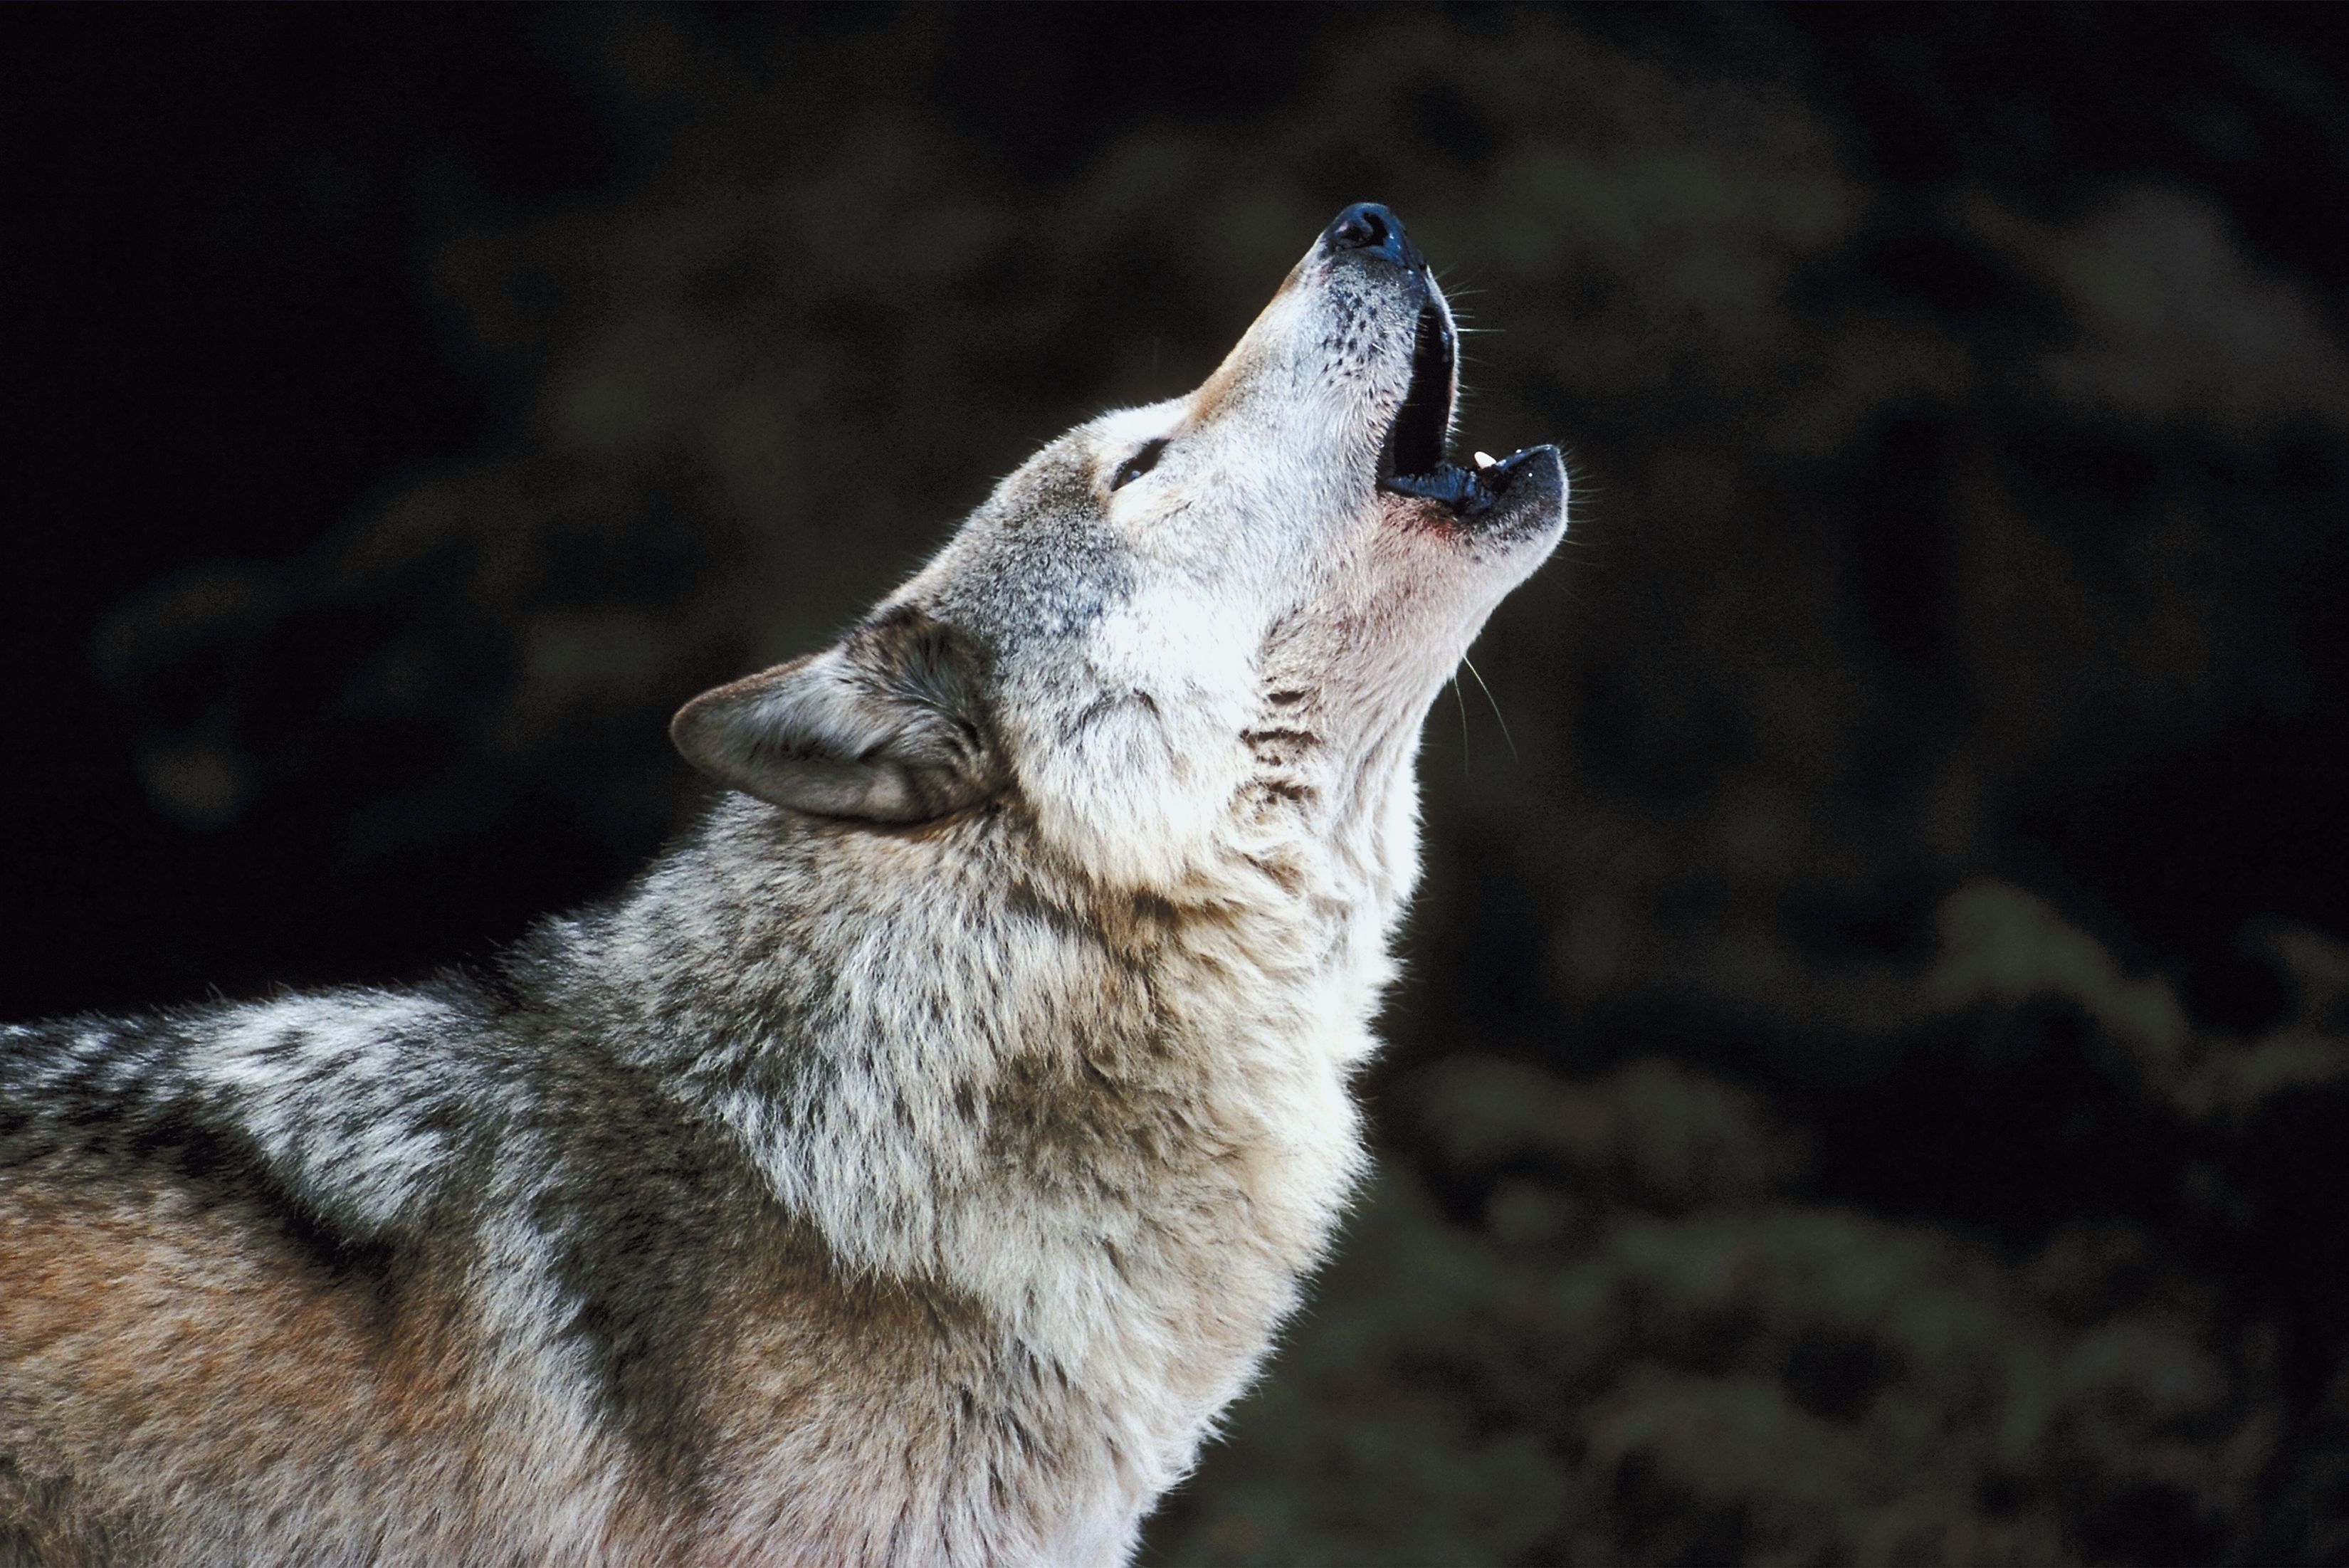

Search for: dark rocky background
xmin=7 ymin=6 xmax=2348 ymax=1562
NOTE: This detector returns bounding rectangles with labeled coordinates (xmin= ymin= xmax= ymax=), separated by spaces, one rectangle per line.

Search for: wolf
xmin=0 ymin=203 xmax=1564 ymax=1566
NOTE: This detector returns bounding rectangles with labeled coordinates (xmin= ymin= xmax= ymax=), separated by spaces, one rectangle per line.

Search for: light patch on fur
xmin=187 ymin=991 xmax=482 ymax=1232
xmin=1012 ymin=580 xmax=1260 ymax=890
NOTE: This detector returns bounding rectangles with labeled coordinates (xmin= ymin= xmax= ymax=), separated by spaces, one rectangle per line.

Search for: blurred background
xmin=6 ymin=6 xmax=2348 ymax=1561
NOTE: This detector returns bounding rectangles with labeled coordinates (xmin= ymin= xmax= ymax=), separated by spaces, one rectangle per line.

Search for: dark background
xmin=7 ymin=6 xmax=2348 ymax=1562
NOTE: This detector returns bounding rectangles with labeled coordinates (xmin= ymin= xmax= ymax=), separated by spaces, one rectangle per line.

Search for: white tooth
xmin=1473 ymin=451 xmax=1496 ymax=469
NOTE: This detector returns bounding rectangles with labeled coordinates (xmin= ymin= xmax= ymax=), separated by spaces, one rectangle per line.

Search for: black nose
xmin=1324 ymin=202 xmax=1421 ymax=270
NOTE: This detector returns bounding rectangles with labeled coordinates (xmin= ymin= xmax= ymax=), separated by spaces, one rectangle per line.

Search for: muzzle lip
xmin=1376 ymin=292 xmax=1456 ymax=489
xmin=1473 ymin=443 xmax=1568 ymax=540
xmin=1388 ymin=443 xmax=1565 ymax=538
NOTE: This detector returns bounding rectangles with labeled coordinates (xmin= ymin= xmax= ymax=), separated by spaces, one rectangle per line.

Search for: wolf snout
xmin=1323 ymin=201 xmax=1424 ymax=272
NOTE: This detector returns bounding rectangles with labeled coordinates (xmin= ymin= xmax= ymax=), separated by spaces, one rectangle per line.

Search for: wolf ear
xmin=670 ymin=609 xmax=999 ymax=824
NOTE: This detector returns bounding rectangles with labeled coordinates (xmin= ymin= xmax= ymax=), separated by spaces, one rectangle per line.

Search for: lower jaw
xmin=1381 ymin=445 xmax=1555 ymax=523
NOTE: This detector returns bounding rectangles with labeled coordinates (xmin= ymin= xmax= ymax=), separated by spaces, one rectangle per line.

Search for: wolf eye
xmin=1109 ymin=438 xmax=1168 ymax=491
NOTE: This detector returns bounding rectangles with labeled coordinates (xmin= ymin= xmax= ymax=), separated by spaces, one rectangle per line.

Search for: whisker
xmin=1459 ymin=656 xmax=1517 ymax=763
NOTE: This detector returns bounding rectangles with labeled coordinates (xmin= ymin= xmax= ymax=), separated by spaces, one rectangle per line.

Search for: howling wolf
xmin=0 ymin=203 xmax=1565 ymax=1566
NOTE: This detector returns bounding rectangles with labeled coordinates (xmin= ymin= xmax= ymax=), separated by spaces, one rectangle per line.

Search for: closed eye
xmin=1109 ymin=438 xmax=1169 ymax=491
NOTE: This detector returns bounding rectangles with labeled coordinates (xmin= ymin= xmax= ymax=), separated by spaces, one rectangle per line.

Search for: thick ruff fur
xmin=0 ymin=206 xmax=1565 ymax=1566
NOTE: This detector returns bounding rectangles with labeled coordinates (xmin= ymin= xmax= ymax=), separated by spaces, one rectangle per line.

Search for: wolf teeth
xmin=1473 ymin=451 xmax=1495 ymax=469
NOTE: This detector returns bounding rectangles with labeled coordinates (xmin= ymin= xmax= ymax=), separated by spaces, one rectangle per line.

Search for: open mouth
xmin=1376 ymin=295 xmax=1543 ymax=520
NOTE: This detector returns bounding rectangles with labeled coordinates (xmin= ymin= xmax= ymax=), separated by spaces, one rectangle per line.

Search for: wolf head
xmin=673 ymin=205 xmax=1565 ymax=893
